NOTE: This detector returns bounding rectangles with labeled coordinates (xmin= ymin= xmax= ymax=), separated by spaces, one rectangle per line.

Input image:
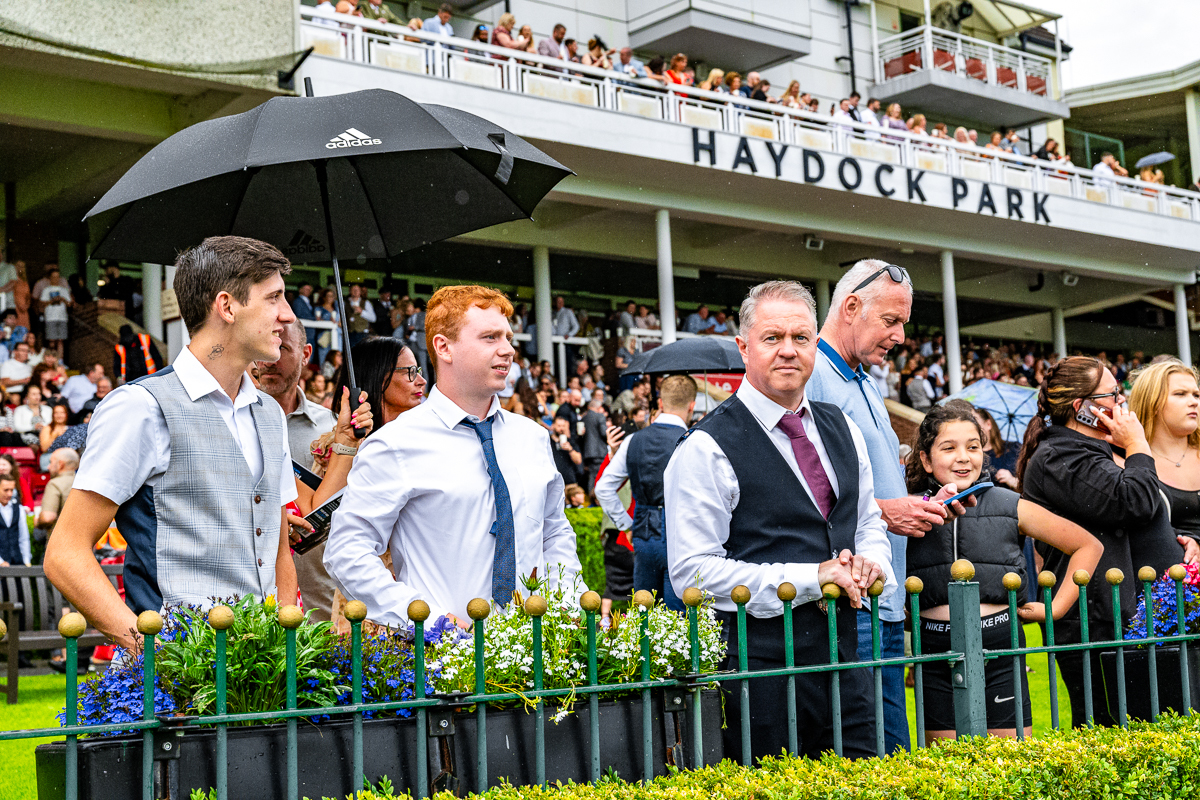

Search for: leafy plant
xmin=565 ymin=507 xmax=606 ymax=594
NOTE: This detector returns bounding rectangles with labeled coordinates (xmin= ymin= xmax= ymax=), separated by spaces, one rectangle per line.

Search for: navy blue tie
xmin=463 ymin=417 xmax=517 ymax=605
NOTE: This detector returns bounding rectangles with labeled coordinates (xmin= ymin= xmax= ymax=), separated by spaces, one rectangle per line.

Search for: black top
xmin=984 ymin=445 xmax=1019 ymax=477
xmin=628 ymin=422 xmax=687 ymax=540
xmin=1160 ymin=481 xmax=1200 ymax=541
xmin=1021 ymin=425 xmax=1183 ymax=643
xmin=691 ymin=395 xmax=861 ymax=663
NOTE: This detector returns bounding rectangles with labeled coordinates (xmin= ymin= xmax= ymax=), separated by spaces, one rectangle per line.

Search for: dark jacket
xmin=581 ymin=409 xmax=608 ymax=461
xmin=1021 ymin=425 xmax=1182 ymax=643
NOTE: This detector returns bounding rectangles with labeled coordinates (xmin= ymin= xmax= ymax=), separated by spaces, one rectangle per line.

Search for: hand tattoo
xmin=208 ymin=345 xmax=224 ymax=360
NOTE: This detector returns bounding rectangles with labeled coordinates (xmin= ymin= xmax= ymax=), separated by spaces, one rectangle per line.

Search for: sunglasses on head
xmin=852 ymin=264 xmax=910 ymax=294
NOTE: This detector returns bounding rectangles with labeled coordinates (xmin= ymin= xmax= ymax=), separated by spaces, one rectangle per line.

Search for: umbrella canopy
xmin=943 ymin=379 xmax=1037 ymax=443
xmin=85 ymin=88 xmax=572 ymax=265
xmin=1135 ymin=151 xmax=1175 ymax=169
xmin=620 ymin=336 xmax=744 ymax=377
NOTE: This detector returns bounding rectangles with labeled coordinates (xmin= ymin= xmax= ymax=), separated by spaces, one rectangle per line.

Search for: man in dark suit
xmin=664 ymin=280 xmax=895 ymax=762
xmin=580 ymin=397 xmax=609 ymax=492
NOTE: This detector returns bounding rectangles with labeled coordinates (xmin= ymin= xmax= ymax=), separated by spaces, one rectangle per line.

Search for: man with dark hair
xmin=46 ymin=236 xmax=299 ymax=650
xmin=423 ymin=2 xmax=454 ymax=36
xmin=291 ymin=282 xmax=318 ymax=352
xmin=538 ymin=23 xmax=567 ymax=59
xmin=114 ymin=324 xmax=164 ymax=384
xmin=97 ymin=262 xmax=141 ymax=323
xmin=598 ymin=373 xmax=696 ymax=611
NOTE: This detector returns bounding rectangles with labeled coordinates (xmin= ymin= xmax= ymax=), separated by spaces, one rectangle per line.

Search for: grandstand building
xmin=3 ymin=0 xmax=1200 ymax=388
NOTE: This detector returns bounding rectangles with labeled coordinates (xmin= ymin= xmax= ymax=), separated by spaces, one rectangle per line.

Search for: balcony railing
xmin=877 ymin=25 xmax=1052 ymax=97
xmin=298 ymin=8 xmax=1200 ymax=223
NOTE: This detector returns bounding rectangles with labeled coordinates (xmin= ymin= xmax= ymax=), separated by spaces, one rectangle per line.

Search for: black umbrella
xmin=85 ymin=83 xmax=572 ymax=428
xmin=619 ymin=336 xmax=744 ymax=376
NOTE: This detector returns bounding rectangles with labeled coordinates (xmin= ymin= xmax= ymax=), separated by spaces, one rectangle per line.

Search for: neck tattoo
xmin=208 ymin=345 xmax=224 ymax=360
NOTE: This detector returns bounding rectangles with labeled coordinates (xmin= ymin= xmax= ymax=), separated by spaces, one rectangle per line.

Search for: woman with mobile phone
xmin=1017 ymin=356 xmax=1188 ymax=727
xmin=907 ymin=401 xmax=1101 ymax=740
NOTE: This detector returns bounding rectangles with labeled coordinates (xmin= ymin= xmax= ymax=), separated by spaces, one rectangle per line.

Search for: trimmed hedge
xmin=320 ymin=713 xmax=1200 ymax=800
xmin=566 ymin=506 xmax=605 ymax=595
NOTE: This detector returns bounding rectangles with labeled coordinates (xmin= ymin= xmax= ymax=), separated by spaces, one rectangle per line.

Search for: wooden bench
xmin=0 ymin=564 xmax=123 ymax=704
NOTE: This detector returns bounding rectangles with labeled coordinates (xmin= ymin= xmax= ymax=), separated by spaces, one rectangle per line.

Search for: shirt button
xmin=254 ymin=495 xmax=262 ymax=504
xmin=258 ymin=558 xmax=264 ymax=567
xmin=255 ymin=528 xmax=262 ymax=536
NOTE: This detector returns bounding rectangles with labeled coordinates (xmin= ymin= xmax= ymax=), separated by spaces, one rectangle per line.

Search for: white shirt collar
xmin=174 ymin=346 xmax=260 ymax=409
xmin=652 ymin=413 xmax=688 ymax=429
xmin=736 ymin=378 xmax=812 ymax=431
xmin=426 ymin=384 xmax=503 ymax=429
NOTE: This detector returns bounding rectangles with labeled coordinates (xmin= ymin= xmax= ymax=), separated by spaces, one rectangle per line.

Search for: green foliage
xmin=565 ymin=507 xmax=605 ymax=595
xmin=155 ymin=596 xmax=345 ymax=720
xmin=326 ymin=713 xmax=1200 ymax=800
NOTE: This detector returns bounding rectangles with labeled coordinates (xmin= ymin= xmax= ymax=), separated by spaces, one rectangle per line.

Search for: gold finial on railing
xmin=1037 ymin=570 xmax=1056 ymax=589
xmin=408 ymin=600 xmax=431 ymax=623
xmin=58 ymin=612 xmax=87 ymax=639
xmin=1137 ymin=566 xmax=1157 ymax=583
xmin=821 ymin=584 xmax=842 ymax=601
xmin=1106 ymin=568 xmax=1125 ymax=585
xmin=1073 ymin=570 xmax=1091 ymax=586
xmin=522 ymin=595 xmax=547 ymax=617
xmin=904 ymin=576 xmax=924 ymax=595
xmin=466 ymin=598 xmax=490 ymax=621
xmin=681 ymin=587 xmax=704 ymax=608
xmin=208 ymin=605 xmax=235 ymax=631
xmin=730 ymin=585 xmax=751 ymax=605
xmin=950 ymin=559 xmax=975 ymax=582
xmin=1002 ymin=572 xmax=1022 ymax=592
xmin=344 ymin=600 xmax=369 ymax=622
xmin=633 ymin=590 xmax=655 ymax=609
xmin=278 ymin=605 xmax=304 ymax=629
xmin=1169 ymin=563 xmax=1187 ymax=582
xmin=137 ymin=610 xmax=163 ymax=636
xmin=867 ymin=579 xmax=885 ymax=597
xmin=777 ymin=582 xmax=797 ymax=602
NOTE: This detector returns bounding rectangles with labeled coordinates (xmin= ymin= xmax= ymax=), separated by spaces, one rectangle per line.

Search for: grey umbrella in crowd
xmin=84 ymin=82 xmax=573 ymax=426
xmin=1134 ymin=152 xmax=1175 ymax=169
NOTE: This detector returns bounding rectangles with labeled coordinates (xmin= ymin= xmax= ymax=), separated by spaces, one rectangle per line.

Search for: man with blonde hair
xmin=326 ymin=285 xmax=580 ymax=627
xmin=596 ymin=373 xmax=696 ymax=611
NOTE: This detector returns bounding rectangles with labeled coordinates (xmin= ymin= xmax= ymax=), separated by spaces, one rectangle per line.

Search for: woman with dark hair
xmin=68 ymin=274 xmax=92 ymax=306
xmin=906 ymin=400 xmax=1100 ymax=740
xmin=332 ymin=336 xmax=426 ymax=431
xmin=1018 ymin=356 xmax=1194 ymax=727
xmin=512 ymin=376 xmax=549 ymax=430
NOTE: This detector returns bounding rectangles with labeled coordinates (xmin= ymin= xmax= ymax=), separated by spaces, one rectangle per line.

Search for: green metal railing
xmin=2 ymin=560 xmax=1197 ymax=800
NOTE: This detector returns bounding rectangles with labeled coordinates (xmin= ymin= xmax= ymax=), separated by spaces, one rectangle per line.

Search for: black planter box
xmin=1099 ymin=643 xmax=1200 ymax=722
xmin=36 ymin=689 xmax=723 ymax=800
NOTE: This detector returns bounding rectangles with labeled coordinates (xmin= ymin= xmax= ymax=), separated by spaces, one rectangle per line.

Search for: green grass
xmin=0 ymin=626 xmax=1077 ymax=799
xmin=0 ymin=673 xmax=87 ymax=800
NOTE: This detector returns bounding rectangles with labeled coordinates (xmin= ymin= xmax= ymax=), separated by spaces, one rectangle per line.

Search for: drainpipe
xmin=842 ymin=1 xmax=858 ymax=95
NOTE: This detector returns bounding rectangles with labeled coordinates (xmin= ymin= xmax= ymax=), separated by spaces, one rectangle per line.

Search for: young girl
xmin=906 ymin=400 xmax=1102 ymax=739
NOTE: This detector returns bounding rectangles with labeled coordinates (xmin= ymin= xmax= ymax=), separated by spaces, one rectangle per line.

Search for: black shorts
xmin=918 ymin=609 xmax=1032 ymax=731
xmin=601 ymin=530 xmax=634 ymax=601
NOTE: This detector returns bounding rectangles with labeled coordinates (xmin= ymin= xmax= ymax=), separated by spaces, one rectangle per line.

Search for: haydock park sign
xmin=692 ymin=128 xmax=1052 ymax=225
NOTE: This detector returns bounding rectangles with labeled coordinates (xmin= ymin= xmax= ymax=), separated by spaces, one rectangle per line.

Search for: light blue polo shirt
xmin=807 ymin=338 xmax=907 ymax=621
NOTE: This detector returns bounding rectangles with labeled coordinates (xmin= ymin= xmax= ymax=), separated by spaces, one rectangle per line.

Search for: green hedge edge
xmin=566 ymin=507 xmax=605 ymax=596
xmin=312 ymin=712 xmax=1200 ymax=800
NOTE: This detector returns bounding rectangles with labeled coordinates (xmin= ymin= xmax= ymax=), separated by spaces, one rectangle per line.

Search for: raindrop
xmin=356 ymin=253 xmax=367 ymax=264
xmin=455 ymin=190 xmax=470 ymax=205
xmin=368 ymin=235 xmax=384 ymax=254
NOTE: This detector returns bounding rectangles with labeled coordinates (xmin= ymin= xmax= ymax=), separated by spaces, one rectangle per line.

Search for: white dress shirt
xmin=74 ymin=346 xmax=297 ymax=506
xmin=552 ymin=306 xmax=580 ymax=338
xmin=664 ymin=379 xmax=894 ymax=617
xmin=0 ymin=499 xmax=30 ymax=565
xmin=595 ymin=413 xmax=687 ymax=532
xmin=324 ymin=385 xmax=582 ymax=626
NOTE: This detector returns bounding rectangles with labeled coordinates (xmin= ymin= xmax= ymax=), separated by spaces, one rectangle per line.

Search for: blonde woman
xmin=699 ymin=67 xmax=724 ymax=92
xmin=490 ymin=12 xmax=527 ymax=53
xmin=779 ymin=80 xmax=802 ymax=108
xmin=1128 ymin=359 xmax=1200 ymax=563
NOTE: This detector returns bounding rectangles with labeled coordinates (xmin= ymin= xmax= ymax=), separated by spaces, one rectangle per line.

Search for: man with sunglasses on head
xmin=807 ymin=259 xmax=976 ymax=755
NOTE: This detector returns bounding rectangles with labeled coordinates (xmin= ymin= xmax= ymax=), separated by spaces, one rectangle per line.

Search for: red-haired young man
xmin=324 ymin=285 xmax=580 ymax=626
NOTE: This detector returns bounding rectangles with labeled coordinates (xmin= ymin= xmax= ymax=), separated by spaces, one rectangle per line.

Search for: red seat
xmin=933 ymin=49 xmax=956 ymax=72
xmin=1026 ymin=75 xmax=1047 ymax=95
xmin=964 ymin=57 xmax=987 ymax=82
xmin=0 ymin=447 xmax=37 ymax=469
xmin=996 ymin=66 xmax=1018 ymax=88
xmin=28 ymin=472 xmax=50 ymax=506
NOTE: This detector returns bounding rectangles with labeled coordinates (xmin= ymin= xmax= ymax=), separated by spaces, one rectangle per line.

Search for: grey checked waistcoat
xmin=114 ymin=367 xmax=285 ymax=613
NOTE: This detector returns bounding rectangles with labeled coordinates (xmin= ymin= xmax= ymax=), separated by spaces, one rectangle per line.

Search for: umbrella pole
xmin=314 ymin=159 xmax=365 ymax=438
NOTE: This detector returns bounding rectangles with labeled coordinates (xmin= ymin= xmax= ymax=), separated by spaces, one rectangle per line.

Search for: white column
xmin=1185 ymin=89 xmax=1200 ymax=188
xmin=941 ymin=250 xmax=962 ymax=395
xmin=164 ymin=265 xmax=187 ymax=363
xmin=1053 ymin=19 xmax=1064 ymax=100
xmin=533 ymin=245 xmax=553 ymax=370
xmin=141 ymin=262 xmax=162 ymax=340
xmin=1051 ymin=306 xmax=1067 ymax=360
xmin=1175 ymin=283 xmax=1192 ymax=365
xmin=869 ymin=0 xmax=879 ymax=84
xmin=815 ymin=279 xmax=831 ymax=326
xmin=655 ymin=209 xmax=677 ymax=344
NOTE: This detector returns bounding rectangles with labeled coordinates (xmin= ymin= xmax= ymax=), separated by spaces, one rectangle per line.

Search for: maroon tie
xmin=776 ymin=408 xmax=836 ymax=519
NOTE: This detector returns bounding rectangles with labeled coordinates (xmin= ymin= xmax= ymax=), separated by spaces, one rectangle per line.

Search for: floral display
xmin=1124 ymin=562 xmax=1200 ymax=643
xmin=61 ymin=583 xmax=723 ymax=735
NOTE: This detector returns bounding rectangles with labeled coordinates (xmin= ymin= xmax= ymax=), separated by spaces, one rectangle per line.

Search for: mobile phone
xmin=1075 ymin=403 xmax=1109 ymax=430
xmin=942 ymin=481 xmax=993 ymax=506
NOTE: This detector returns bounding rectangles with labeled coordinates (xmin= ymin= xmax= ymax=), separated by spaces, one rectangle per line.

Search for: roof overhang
xmin=628 ymin=8 xmax=811 ymax=72
xmin=971 ymin=0 xmax=1061 ymax=38
xmin=871 ymin=67 xmax=1070 ymax=128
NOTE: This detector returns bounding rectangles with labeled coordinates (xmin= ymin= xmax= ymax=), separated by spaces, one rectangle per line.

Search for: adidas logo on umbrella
xmin=283 ymin=230 xmax=326 ymax=256
xmin=326 ymin=128 xmax=383 ymax=149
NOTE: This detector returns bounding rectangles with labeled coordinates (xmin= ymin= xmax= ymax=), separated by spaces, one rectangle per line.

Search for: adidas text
xmin=327 ymin=127 xmax=382 ymax=149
